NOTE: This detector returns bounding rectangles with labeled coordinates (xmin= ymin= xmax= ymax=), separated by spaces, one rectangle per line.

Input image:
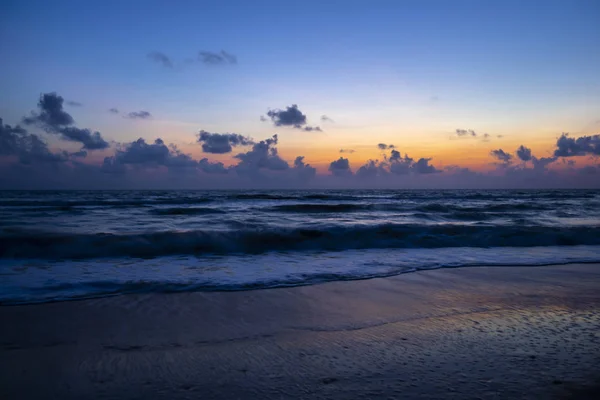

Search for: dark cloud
xmin=377 ymin=143 xmax=395 ymax=150
xmin=516 ymin=145 xmax=532 ymax=162
xmin=321 ymin=115 xmax=334 ymax=123
xmin=328 ymin=157 xmax=352 ymax=176
xmin=554 ymin=133 xmax=600 ymax=157
xmin=198 ymin=50 xmax=237 ymax=65
xmin=22 ymin=92 xmax=109 ymax=150
xmin=23 ymin=92 xmax=74 ymax=128
xmin=339 ymin=149 xmax=355 ymax=154
xmin=482 ymin=133 xmax=491 ymax=141
xmin=356 ymin=160 xmax=387 ymax=178
xmin=147 ymin=52 xmax=173 ymax=68
xmin=197 ymin=130 xmax=254 ymax=154
xmin=126 ymin=111 xmax=152 ymax=120
xmin=455 ymin=129 xmax=477 ymax=137
xmin=199 ymin=158 xmax=228 ymax=174
xmin=102 ymin=138 xmax=197 ymax=173
xmin=532 ymin=156 xmax=557 ymax=170
xmin=234 ymin=135 xmax=289 ymax=174
xmin=293 ymin=156 xmax=317 ymax=180
xmin=490 ymin=149 xmax=513 ymax=163
xmin=60 ymin=127 xmax=110 ymax=150
xmin=109 ymin=108 xmax=119 ymax=114
xmin=412 ymin=158 xmax=439 ymax=174
xmin=1 ymin=118 xmax=69 ymax=164
xmin=66 ymin=100 xmax=83 ymax=107
xmin=265 ymin=104 xmax=321 ymax=131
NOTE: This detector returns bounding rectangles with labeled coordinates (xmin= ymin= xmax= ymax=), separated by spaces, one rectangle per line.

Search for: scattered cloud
xmin=147 ymin=52 xmax=173 ymax=68
xmin=455 ymin=129 xmax=477 ymax=137
xmin=198 ymin=50 xmax=237 ymax=65
xmin=234 ymin=135 xmax=290 ymax=174
xmin=21 ymin=92 xmax=109 ymax=150
xmin=516 ymin=145 xmax=532 ymax=162
xmin=321 ymin=115 xmax=334 ymax=123
xmin=126 ymin=111 xmax=152 ymax=120
xmin=490 ymin=149 xmax=513 ymax=163
xmin=339 ymin=149 xmax=355 ymax=154
xmin=378 ymin=143 xmax=395 ymax=150
xmin=109 ymin=108 xmax=119 ymax=114
xmin=265 ymin=104 xmax=321 ymax=132
xmin=328 ymin=157 xmax=352 ymax=177
xmin=1 ymin=118 xmax=68 ymax=164
xmin=554 ymin=133 xmax=600 ymax=157
xmin=66 ymin=100 xmax=83 ymax=107
xmin=197 ymin=130 xmax=254 ymax=154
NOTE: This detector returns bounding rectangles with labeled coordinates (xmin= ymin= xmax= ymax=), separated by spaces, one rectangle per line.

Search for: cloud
xmin=60 ymin=127 xmax=110 ymax=150
xmin=23 ymin=92 xmax=74 ymax=128
xmin=1 ymin=118 xmax=69 ymax=164
xmin=490 ymin=149 xmax=513 ymax=163
xmin=109 ymin=108 xmax=119 ymax=114
xmin=377 ymin=143 xmax=395 ymax=150
xmin=356 ymin=160 xmax=387 ymax=178
xmin=293 ymin=156 xmax=317 ymax=180
xmin=198 ymin=158 xmax=228 ymax=174
xmin=321 ymin=115 xmax=334 ymax=123
xmin=388 ymin=149 xmax=440 ymax=175
xmin=66 ymin=100 xmax=83 ymax=107
xmin=516 ymin=145 xmax=532 ymax=162
xmin=147 ymin=52 xmax=173 ymax=68
xmin=259 ymin=115 xmax=267 ymax=122
xmin=328 ymin=157 xmax=352 ymax=176
xmin=197 ymin=130 xmax=254 ymax=154
xmin=126 ymin=111 xmax=152 ymax=120
xmin=455 ymin=129 xmax=477 ymax=137
xmin=482 ymin=133 xmax=491 ymax=142
xmin=198 ymin=50 xmax=237 ymax=65
xmin=412 ymin=158 xmax=439 ymax=174
xmin=234 ymin=135 xmax=290 ymax=174
xmin=339 ymin=149 xmax=355 ymax=154
xmin=22 ymin=92 xmax=109 ymax=150
xmin=554 ymin=133 xmax=600 ymax=157
xmin=102 ymin=138 xmax=197 ymax=173
xmin=265 ymin=104 xmax=321 ymax=132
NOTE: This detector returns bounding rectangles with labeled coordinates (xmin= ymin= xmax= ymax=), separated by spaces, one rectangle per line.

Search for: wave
xmin=269 ymin=203 xmax=372 ymax=213
xmin=2 ymin=224 xmax=599 ymax=259
xmin=150 ymin=207 xmax=226 ymax=216
xmin=0 ymin=197 xmax=214 ymax=208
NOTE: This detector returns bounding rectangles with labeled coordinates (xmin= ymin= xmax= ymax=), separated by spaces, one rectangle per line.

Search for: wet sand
xmin=1 ymin=264 xmax=600 ymax=399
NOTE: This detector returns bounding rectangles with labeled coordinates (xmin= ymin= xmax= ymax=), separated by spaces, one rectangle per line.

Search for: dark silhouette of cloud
xmin=109 ymin=108 xmax=119 ymax=114
xmin=455 ymin=129 xmax=477 ymax=137
xmin=126 ymin=111 xmax=152 ymax=120
xmin=554 ymin=133 xmax=600 ymax=157
xmin=378 ymin=143 xmax=395 ymax=150
xmin=356 ymin=160 xmax=387 ymax=178
xmin=321 ymin=115 xmax=334 ymax=123
xmin=293 ymin=156 xmax=317 ymax=180
xmin=22 ymin=92 xmax=109 ymax=150
xmin=23 ymin=92 xmax=74 ymax=128
xmin=490 ymin=149 xmax=513 ymax=163
xmin=199 ymin=50 xmax=237 ymax=65
xmin=102 ymin=138 xmax=197 ymax=173
xmin=516 ymin=145 xmax=532 ymax=162
xmin=339 ymin=149 xmax=355 ymax=154
xmin=147 ymin=52 xmax=173 ymax=68
xmin=1 ymin=118 xmax=69 ymax=164
xmin=197 ymin=130 xmax=254 ymax=154
xmin=412 ymin=158 xmax=439 ymax=174
xmin=265 ymin=104 xmax=321 ymax=132
xmin=60 ymin=127 xmax=110 ymax=150
xmin=234 ymin=135 xmax=289 ymax=174
xmin=66 ymin=100 xmax=83 ymax=107
xmin=328 ymin=157 xmax=352 ymax=176
xmin=199 ymin=158 xmax=228 ymax=174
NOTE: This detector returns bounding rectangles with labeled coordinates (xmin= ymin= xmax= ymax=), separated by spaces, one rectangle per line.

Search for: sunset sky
xmin=1 ymin=0 xmax=599 ymax=188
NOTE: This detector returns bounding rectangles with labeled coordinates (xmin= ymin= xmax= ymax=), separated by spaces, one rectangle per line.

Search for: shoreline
xmin=2 ymin=264 xmax=600 ymax=399
xmin=4 ymin=257 xmax=600 ymax=306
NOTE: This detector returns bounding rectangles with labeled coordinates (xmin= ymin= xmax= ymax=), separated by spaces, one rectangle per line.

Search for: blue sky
xmin=1 ymin=0 xmax=599 ymax=188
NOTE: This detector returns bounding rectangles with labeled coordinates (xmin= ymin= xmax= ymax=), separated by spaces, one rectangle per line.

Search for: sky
xmin=1 ymin=0 xmax=599 ymax=189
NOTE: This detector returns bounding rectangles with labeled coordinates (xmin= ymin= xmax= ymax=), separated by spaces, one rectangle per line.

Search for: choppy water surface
xmin=1 ymin=189 xmax=599 ymax=303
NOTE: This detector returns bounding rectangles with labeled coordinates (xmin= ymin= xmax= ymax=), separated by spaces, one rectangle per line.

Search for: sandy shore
xmin=1 ymin=264 xmax=600 ymax=399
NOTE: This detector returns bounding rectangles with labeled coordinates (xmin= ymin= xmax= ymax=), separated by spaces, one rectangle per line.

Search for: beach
xmin=1 ymin=264 xmax=599 ymax=399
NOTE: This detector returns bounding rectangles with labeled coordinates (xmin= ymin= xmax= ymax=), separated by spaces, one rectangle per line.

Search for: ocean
xmin=1 ymin=189 xmax=599 ymax=304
